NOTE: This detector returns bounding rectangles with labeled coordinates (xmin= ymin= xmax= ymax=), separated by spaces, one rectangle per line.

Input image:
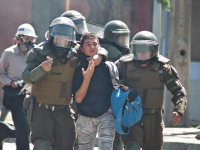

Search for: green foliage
xmin=156 ymin=0 xmax=170 ymax=11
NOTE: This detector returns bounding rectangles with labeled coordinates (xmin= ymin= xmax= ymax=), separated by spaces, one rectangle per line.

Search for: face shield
xmin=72 ymin=17 xmax=88 ymax=35
xmin=113 ymin=31 xmax=130 ymax=49
xmin=50 ymin=24 xmax=76 ymax=46
xmin=130 ymin=40 xmax=158 ymax=61
xmin=53 ymin=35 xmax=71 ymax=48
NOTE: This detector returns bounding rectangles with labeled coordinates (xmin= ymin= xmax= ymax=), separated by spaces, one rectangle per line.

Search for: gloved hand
xmin=120 ymin=86 xmax=129 ymax=92
xmin=128 ymin=89 xmax=139 ymax=103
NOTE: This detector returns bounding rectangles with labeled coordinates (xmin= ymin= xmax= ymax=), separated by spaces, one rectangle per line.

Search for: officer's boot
xmin=33 ymin=140 xmax=51 ymax=150
xmin=113 ymin=132 xmax=123 ymax=150
xmin=124 ymin=142 xmax=140 ymax=150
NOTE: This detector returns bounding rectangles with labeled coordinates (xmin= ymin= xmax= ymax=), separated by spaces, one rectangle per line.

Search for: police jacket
xmin=117 ymin=55 xmax=187 ymax=116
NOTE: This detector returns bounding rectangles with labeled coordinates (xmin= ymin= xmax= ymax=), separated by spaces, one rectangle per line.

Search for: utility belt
xmin=35 ymin=102 xmax=68 ymax=111
xmin=142 ymin=108 xmax=164 ymax=115
xmin=35 ymin=102 xmax=75 ymax=120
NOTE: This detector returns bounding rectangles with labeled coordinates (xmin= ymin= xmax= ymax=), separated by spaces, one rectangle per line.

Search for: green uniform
xmin=101 ymin=43 xmax=122 ymax=62
xmin=22 ymin=41 xmax=78 ymax=150
xmin=117 ymin=55 xmax=187 ymax=150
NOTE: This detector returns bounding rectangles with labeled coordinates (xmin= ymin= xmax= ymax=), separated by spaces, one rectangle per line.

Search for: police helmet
xmin=61 ymin=10 xmax=88 ymax=41
xmin=104 ymin=20 xmax=130 ymax=49
xmin=48 ymin=17 xmax=77 ymax=48
xmin=130 ymin=31 xmax=158 ymax=61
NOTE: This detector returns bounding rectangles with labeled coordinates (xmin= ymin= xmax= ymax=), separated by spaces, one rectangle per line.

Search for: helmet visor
xmin=50 ymin=24 xmax=76 ymax=42
xmin=130 ymin=40 xmax=158 ymax=60
xmin=73 ymin=18 xmax=88 ymax=34
xmin=53 ymin=35 xmax=71 ymax=48
xmin=113 ymin=33 xmax=130 ymax=48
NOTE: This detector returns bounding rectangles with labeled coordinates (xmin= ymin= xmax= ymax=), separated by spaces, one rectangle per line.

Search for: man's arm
xmin=75 ymin=60 xmax=94 ymax=103
xmin=163 ymin=64 xmax=187 ymax=125
xmin=0 ymin=51 xmax=12 ymax=85
xmin=22 ymin=49 xmax=51 ymax=84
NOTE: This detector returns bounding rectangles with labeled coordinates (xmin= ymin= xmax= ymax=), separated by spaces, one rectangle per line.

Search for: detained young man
xmin=72 ymin=32 xmax=117 ymax=150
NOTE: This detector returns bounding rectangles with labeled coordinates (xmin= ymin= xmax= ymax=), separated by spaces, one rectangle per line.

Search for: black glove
xmin=120 ymin=86 xmax=129 ymax=92
xmin=128 ymin=89 xmax=139 ymax=103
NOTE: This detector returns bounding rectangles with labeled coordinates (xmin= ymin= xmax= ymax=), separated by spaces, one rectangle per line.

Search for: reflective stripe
xmin=166 ymin=78 xmax=174 ymax=85
xmin=170 ymin=86 xmax=181 ymax=93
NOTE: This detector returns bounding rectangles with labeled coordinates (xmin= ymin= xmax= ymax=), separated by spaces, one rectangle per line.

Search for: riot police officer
xmin=116 ymin=31 xmax=187 ymax=150
xmin=61 ymin=10 xmax=88 ymax=41
xmin=100 ymin=20 xmax=130 ymax=62
xmin=22 ymin=17 xmax=79 ymax=150
xmin=22 ymin=16 xmax=107 ymax=150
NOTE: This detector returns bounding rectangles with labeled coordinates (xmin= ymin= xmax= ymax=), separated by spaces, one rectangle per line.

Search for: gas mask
xmin=19 ymin=41 xmax=34 ymax=52
xmin=18 ymin=35 xmax=35 ymax=52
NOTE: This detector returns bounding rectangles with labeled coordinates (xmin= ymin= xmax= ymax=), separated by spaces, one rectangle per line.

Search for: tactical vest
xmin=124 ymin=60 xmax=164 ymax=109
xmin=31 ymin=52 xmax=78 ymax=105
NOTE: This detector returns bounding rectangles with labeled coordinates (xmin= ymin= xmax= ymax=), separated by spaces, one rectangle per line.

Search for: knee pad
xmin=124 ymin=142 xmax=140 ymax=150
xmin=33 ymin=140 xmax=50 ymax=150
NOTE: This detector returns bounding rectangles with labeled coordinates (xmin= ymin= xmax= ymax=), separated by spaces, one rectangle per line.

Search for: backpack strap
xmin=105 ymin=61 xmax=121 ymax=89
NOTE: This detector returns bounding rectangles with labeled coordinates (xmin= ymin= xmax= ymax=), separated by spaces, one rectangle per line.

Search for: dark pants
xmin=0 ymin=106 xmax=9 ymax=121
xmin=11 ymin=107 xmax=30 ymax=150
xmin=31 ymin=106 xmax=76 ymax=150
xmin=121 ymin=111 xmax=163 ymax=150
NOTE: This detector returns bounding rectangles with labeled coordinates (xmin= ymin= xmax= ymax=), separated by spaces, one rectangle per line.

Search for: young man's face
xmin=80 ymin=38 xmax=99 ymax=56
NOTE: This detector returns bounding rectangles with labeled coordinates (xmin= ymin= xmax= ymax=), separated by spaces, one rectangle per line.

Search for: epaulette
xmin=156 ymin=55 xmax=170 ymax=63
xmin=37 ymin=42 xmax=52 ymax=56
xmin=26 ymin=48 xmax=39 ymax=63
xmin=114 ymin=54 xmax=134 ymax=65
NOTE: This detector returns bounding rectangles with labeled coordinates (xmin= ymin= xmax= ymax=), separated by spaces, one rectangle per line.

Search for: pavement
xmin=2 ymin=111 xmax=200 ymax=150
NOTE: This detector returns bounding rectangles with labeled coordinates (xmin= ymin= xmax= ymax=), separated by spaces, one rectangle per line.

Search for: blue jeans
xmin=76 ymin=109 xmax=115 ymax=150
xmin=11 ymin=107 xmax=30 ymax=150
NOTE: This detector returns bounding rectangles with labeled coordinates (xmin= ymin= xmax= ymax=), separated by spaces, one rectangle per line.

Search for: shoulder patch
xmin=157 ymin=55 xmax=170 ymax=63
xmin=26 ymin=48 xmax=39 ymax=63
xmin=38 ymin=42 xmax=52 ymax=56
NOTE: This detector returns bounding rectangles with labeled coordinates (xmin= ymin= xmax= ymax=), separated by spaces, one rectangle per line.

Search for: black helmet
xmin=48 ymin=17 xmax=77 ymax=48
xmin=130 ymin=31 xmax=158 ymax=62
xmin=104 ymin=20 xmax=130 ymax=49
xmin=61 ymin=10 xmax=88 ymax=41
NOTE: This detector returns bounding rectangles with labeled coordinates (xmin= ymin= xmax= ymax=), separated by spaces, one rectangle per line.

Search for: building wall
xmin=70 ymin=0 xmax=152 ymax=39
xmin=0 ymin=0 xmax=32 ymax=101
xmin=189 ymin=0 xmax=200 ymax=124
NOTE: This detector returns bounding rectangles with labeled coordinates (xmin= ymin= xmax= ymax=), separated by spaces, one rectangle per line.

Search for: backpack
xmin=111 ymin=88 xmax=142 ymax=134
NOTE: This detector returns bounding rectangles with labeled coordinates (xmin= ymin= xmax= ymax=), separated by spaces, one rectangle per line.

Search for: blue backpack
xmin=105 ymin=61 xmax=142 ymax=135
xmin=111 ymin=88 xmax=142 ymax=135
